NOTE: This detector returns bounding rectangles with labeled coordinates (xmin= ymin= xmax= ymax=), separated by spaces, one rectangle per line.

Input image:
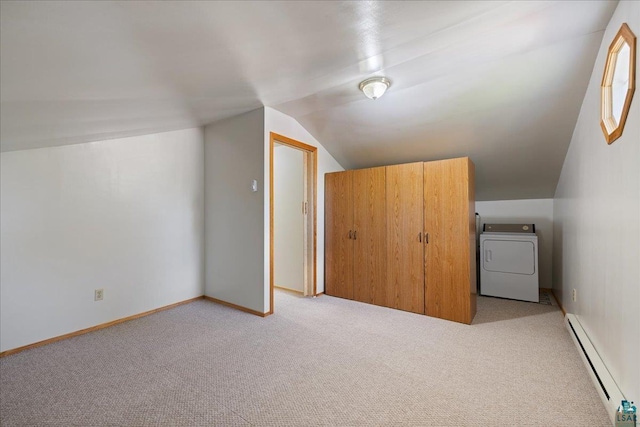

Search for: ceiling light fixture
xmin=359 ymin=76 xmax=391 ymax=100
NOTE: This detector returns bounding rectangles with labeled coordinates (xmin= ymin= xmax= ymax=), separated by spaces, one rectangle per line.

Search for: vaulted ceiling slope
xmin=0 ymin=1 xmax=617 ymax=200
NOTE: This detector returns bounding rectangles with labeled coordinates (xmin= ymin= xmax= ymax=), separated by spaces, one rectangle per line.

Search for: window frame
xmin=600 ymin=23 xmax=636 ymax=145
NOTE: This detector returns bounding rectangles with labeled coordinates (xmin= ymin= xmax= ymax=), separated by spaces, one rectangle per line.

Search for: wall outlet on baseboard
xmin=95 ymin=289 xmax=104 ymax=301
xmin=572 ymin=288 xmax=577 ymax=302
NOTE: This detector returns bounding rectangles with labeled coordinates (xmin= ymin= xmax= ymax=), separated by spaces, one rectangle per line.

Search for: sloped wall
xmin=553 ymin=1 xmax=639 ymax=403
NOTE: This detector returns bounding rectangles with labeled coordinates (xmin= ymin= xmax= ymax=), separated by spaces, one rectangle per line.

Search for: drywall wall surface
xmin=476 ymin=199 xmax=554 ymax=289
xmin=553 ymin=1 xmax=639 ymax=404
xmin=0 ymin=128 xmax=205 ymax=352
xmin=264 ymin=107 xmax=344 ymax=311
xmin=274 ymin=145 xmax=304 ymax=292
xmin=205 ymin=108 xmax=265 ymax=313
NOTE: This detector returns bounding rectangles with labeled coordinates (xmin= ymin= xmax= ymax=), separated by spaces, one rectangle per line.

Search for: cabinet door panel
xmin=424 ymin=158 xmax=472 ymax=323
xmin=325 ymin=171 xmax=353 ymax=299
xmin=352 ymin=167 xmax=386 ymax=304
xmin=386 ymin=163 xmax=424 ymax=313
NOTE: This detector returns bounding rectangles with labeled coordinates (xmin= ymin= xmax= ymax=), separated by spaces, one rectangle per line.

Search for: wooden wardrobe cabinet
xmin=386 ymin=162 xmax=424 ymax=314
xmin=324 ymin=167 xmax=386 ymax=304
xmin=325 ymin=157 xmax=476 ymax=325
xmin=423 ymin=158 xmax=476 ymax=324
xmin=325 ymin=171 xmax=353 ymax=300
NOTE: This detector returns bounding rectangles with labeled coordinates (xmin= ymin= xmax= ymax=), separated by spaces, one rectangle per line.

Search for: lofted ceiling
xmin=0 ymin=1 xmax=617 ymax=200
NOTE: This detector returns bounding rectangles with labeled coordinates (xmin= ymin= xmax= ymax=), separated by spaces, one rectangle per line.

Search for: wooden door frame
xmin=269 ymin=132 xmax=318 ymax=314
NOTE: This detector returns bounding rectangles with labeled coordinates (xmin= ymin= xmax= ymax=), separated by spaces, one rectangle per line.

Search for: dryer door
xmin=482 ymin=239 xmax=536 ymax=275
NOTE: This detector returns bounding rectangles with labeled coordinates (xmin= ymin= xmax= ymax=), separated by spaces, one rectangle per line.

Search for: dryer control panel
xmin=483 ymin=223 xmax=535 ymax=233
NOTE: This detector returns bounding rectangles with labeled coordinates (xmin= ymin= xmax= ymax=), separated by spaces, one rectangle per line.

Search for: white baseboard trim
xmin=565 ymin=313 xmax=624 ymax=425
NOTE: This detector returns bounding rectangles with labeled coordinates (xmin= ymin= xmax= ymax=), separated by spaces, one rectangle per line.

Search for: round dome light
xmin=359 ymin=77 xmax=391 ymax=100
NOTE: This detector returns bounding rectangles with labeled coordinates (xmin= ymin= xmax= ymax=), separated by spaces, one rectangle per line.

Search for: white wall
xmin=205 ymin=109 xmax=265 ymax=313
xmin=274 ymin=145 xmax=304 ymax=292
xmin=0 ymin=128 xmax=204 ymax=352
xmin=553 ymin=1 xmax=639 ymax=404
xmin=476 ymin=199 xmax=554 ymax=289
xmin=264 ymin=107 xmax=344 ymax=311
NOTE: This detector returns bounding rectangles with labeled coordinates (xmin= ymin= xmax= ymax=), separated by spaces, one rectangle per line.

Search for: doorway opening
xmin=269 ymin=132 xmax=317 ymax=314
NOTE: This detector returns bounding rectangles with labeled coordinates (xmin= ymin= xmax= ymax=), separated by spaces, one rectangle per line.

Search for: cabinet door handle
xmin=418 ymin=232 xmax=422 ymax=242
xmin=425 ymin=233 xmax=429 ymax=244
xmin=348 ymin=230 xmax=352 ymax=239
xmin=353 ymin=230 xmax=357 ymax=240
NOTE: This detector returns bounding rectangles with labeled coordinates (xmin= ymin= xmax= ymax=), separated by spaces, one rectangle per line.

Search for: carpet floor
xmin=0 ymin=291 xmax=610 ymax=426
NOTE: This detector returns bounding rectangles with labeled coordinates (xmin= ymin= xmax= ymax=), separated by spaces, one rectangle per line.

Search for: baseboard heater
xmin=565 ymin=313 xmax=624 ymax=425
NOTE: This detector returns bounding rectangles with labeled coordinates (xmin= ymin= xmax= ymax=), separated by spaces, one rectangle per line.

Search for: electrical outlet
xmin=572 ymin=288 xmax=577 ymax=302
xmin=95 ymin=289 xmax=104 ymax=301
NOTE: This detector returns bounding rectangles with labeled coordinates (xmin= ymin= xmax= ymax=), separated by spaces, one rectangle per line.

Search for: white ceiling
xmin=0 ymin=1 xmax=617 ymax=200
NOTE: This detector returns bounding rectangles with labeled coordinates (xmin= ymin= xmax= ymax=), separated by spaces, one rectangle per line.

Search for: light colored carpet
xmin=0 ymin=291 xmax=610 ymax=426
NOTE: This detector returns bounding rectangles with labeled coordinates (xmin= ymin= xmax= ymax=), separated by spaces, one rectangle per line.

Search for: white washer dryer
xmin=480 ymin=224 xmax=539 ymax=303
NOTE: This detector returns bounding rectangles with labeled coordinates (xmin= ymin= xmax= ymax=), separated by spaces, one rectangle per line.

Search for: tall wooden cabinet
xmin=423 ymin=158 xmax=476 ymax=324
xmin=386 ymin=162 xmax=424 ymax=314
xmin=324 ymin=168 xmax=386 ymax=304
xmin=325 ymin=171 xmax=353 ymax=299
xmin=325 ymin=157 xmax=476 ymax=325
